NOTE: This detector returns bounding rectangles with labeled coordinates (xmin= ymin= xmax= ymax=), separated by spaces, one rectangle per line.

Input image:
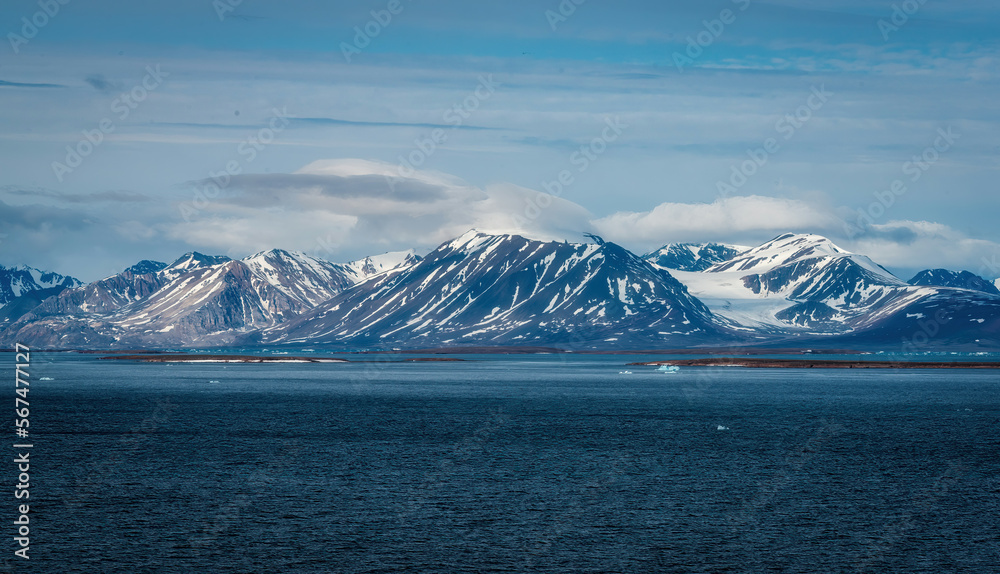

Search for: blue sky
xmin=1 ymin=0 xmax=999 ymax=281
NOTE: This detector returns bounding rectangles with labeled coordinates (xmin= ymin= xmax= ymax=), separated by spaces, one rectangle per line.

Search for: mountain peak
xmin=708 ymin=233 xmax=852 ymax=274
xmin=442 ymin=230 xmax=520 ymax=253
xmin=908 ymin=269 xmax=1000 ymax=295
xmin=168 ymin=251 xmax=233 ymax=269
xmin=444 ymin=229 xmax=605 ymax=253
xmin=249 ymin=247 xmax=292 ymax=257
xmin=243 ymin=248 xmax=308 ymax=263
xmin=125 ymin=260 xmax=167 ymax=275
xmin=645 ymin=242 xmax=748 ymax=272
xmin=763 ymin=232 xmax=847 ymax=253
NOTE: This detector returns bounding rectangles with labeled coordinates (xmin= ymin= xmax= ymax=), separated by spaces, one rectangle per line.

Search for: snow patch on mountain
xmin=667 ymin=269 xmax=799 ymax=330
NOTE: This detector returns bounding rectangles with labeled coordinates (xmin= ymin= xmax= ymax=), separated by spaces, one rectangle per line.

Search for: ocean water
xmin=12 ymin=353 xmax=1000 ymax=573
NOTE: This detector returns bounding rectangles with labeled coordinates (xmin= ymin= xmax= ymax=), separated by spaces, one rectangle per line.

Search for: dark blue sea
xmin=10 ymin=353 xmax=1000 ymax=573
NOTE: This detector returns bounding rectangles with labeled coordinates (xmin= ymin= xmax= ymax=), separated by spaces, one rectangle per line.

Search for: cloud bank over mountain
xmin=163 ymin=159 xmax=1000 ymax=282
xmin=3 ymin=158 xmax=998 ymax=283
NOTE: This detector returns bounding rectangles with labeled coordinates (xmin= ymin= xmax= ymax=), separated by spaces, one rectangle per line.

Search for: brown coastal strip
xmin=76 ymin=349 xmax=173 ymax=354
xmin=384 ymin=346 xmax=567 ymax=355
xmin=97 ymin=354 xmax=466 ymax=363
xmin=628 ymin=358 xmax=1000 ymax=369
xmin=98 ymin=354 xmax=348 ymax=363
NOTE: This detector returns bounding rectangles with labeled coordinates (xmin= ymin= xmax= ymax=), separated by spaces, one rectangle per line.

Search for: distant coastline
xmin=98 ymin=354 xmax=348 ymax=363
xmin=97 ymin=354 xmax=465 ymax=363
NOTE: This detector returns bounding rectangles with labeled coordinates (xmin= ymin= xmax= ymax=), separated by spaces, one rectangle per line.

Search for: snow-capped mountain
xmin=908 ymin=269 xmax=1000 ymax=295
xmin=663 ymin=234 xmax=911 ymax=331
xmin=708 ymin=233 xmax=897 ymax=278
xmin=108 ymin=259 xmax=305 ymax=345
xmin=0 ymin=252 xmax=257 ymax=347
xmin=117 ymin=248 xmax=423 ymax=344
xmin=663 ymin=233 xmax=1000 ymax=347
xmin=25 ymin=251 xmax=231 ymax=320
xmin=0 ymin=248 xmax=424 ymax=347
xmin=0 ymin=264 xmax=81 ymax=308
xmin=1 ymin=231 xmax=997 ymax=350
xmin=257 ymin=231 xmax=727 ymax=349
xmin=644 ymin=243 xmax=747 ymax=271
xmin=242 ymin=249 xmax=359 ymax=308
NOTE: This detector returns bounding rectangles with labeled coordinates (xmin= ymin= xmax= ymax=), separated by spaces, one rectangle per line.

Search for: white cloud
xmin=592 ymin=195 xmax=842 ymax=250
xmin=166 ymin=209 xmax=360 ymax=258
xmin=845 ymin=220 xmax=1000 ymax=278
xmin=164 ymin=159 xmax=594 ymax=260
xmin=163 ymin=161 xmax=1000 ymax=279
xmin=114 ymin=220 xmax=156 ymax=241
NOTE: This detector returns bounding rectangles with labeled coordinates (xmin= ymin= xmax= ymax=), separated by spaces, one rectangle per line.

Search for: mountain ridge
xmin=256 ymin=231 xmax=730 ymax=349
xmin=0 ymin=264 xmax=82 ymax=309
xmin=1 ymin=231 xmax=997 ymax=350
xmin=644 ymin=242 xmax=748 ymax=272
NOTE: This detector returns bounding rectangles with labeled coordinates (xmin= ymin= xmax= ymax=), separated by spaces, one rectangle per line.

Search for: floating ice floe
xmin=657 ymin=365 xmax=680 ymax=373
xmin=717 ymin=425 xmax=729 ymax=431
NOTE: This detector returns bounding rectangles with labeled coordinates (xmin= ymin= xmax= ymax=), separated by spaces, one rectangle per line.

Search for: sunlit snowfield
xmin=22 ymin=352 xmax=1000 ymax=573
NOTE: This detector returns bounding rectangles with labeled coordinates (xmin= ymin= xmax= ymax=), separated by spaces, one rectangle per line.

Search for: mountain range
xmin=1 ymin=232 xmax=997 ymax=350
